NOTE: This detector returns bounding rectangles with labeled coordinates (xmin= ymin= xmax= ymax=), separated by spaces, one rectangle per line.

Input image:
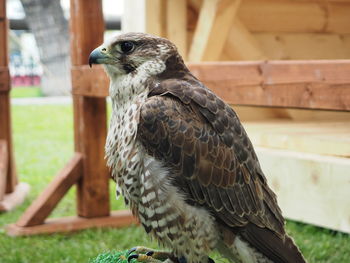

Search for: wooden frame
xmin=6 ymin=0 xmax=137 ymax=236
xmin=0 ymin=0 xmax=29 ymax=213
xmin=71 ymin=60 xmax=350 ymax=111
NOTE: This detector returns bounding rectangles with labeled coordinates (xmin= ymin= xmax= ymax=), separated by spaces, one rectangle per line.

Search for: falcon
xmin=89 ymin=32 xmax=306 ymax=263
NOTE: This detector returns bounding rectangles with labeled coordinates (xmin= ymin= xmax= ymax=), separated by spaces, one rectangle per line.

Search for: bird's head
xmin=89 ymin=32 xmax=182 ymax=80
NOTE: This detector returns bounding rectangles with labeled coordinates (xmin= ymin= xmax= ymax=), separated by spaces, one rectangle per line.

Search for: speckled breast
xmin=105 ymin=97 xmax=145 ymax=203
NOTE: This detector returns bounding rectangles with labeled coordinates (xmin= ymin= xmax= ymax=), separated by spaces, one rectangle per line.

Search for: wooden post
xmin=70 ymin=0 xmax=110 ymax=218
xmin=0 ymin=0 xmax=29 ymax=212
xmin=0 ymin=0 xmax=16 ymax=194
xmin=166 ymin=0 xmax=187 ymax=59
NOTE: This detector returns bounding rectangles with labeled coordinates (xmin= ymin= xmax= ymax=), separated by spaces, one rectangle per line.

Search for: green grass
xmin=0 ymin=104 xmax=349 ymax=262
xmin=10 ymin=86 xmax=43 ymax=98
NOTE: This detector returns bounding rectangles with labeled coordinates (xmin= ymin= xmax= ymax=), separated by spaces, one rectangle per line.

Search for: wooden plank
xmin=0 ymin=182 xmax=30 ymax=212
xmin=256 ymin=147 xmax=350 ymax=234
xmin=166 ymin=0 xmax=187 ymax=59
xmin=188 ymin=0 xmax=242 ymax=61
xmin=238 ymin=0 xmax=350 ymax=34
xmin=244 ymin=120 xmax=350 ymax=157
xmin=190 ymin=60 xmax=350 ymax=86
xmin=0 ymin=140 xmax=7 ymax=200
xmin=145 ymin=0 xmax=166 ymax=37
xmin=70 ymin=0 xmax=110 ymax=218
xmin=257 ymin=60 xmax=350 ymax=85
xmin=6 ymin=210 xmax=137 ymax=236
xmin=189 ymin=61 xmax=350 ymax=110
xmin=16 ymin=154 xmax=83 ymax=227
xmin=72 ymin=61 xmax=350 ymax=111
xmin=222 ymin=18 xmax=266 ymax=61
xmin=255 ymin=33 xmax=350 ymax=60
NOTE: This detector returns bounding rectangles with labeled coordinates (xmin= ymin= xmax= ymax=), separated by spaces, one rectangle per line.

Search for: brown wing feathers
xmin=139 ymin=78 xmax=305 ymax=262
xmin=139 ymin=92 xmax=275 ymax=225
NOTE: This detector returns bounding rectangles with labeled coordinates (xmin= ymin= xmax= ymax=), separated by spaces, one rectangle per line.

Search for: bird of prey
xmin=89 ymin=32 xmax=306 ymax=263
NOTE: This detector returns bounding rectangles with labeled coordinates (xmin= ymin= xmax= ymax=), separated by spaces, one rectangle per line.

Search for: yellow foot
xmin=127 ymin=246 xmax=215 ymax=263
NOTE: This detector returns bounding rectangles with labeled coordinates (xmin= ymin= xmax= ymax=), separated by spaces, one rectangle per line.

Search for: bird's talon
xmin=128 ymin=254 xmax=139 ymax=262
xmin=127 ymin=247 xmax=137 ymax=255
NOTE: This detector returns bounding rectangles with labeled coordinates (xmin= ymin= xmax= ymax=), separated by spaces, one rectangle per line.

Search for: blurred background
xmin=7 ymin=0 xmax=122 ymax=96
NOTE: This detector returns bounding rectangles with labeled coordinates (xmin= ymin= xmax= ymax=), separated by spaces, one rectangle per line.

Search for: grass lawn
xmin=0 ymin=104 xmax=349 ymax=262
xmin=10 ymin=86 xmax=43 ymax=98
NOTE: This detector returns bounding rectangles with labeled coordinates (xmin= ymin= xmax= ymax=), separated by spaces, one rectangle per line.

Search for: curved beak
xmin=88 ymin=47 xmax=108 ymax=67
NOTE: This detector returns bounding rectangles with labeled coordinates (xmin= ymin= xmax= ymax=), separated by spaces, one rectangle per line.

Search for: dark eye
xmin=120 ymin=41 xmax=135 ymax=53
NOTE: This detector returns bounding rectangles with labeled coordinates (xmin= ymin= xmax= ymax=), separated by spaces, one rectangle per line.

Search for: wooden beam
xmin=16 ymin=154 xmax=83 ymax=227
xmin=189 ymin=60 xmax=350 ymax=110
xmin=70 ymin=0 xmax=105 ymax=67
xmin=188 ymin=0 xmax=242 ymax=62
xmin=256 ymin=147 xmax=350 ymax=234
xmin=166 ymin=0 xmax=187 ymax=59
xmin=72 ymin=60 xmax=350 ymax=111
xmin=187 ymin=0 xmax=265 ymax=61
xmin=145 ymin=0 xmax=166 ymax=37
xmin=222 ymin=18 xmax=266 ymax=61
xmin=0 ymin=0 xmax=17 ymax=195
xmin=7 ymin=210 xmax=137 ymax=236
xmin=244 ymin=120 xmax=350 ymax=158
xmin=238 ymin=0 xmax=350 ymax=34
xmin=70 ymin=0 xmax=110 ymax=218
xmin=0 ymin=140 xmax=7 ymax=200
xmin=0 ymin=182 xmax=30 ymax=212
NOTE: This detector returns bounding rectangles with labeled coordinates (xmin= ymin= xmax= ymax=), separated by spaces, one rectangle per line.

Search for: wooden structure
xmin=0 ymin=0 xmax=29 ymax=212
xmin=38 ymin=60 xmax=350 ymax=235
xmin=138 ymin=0 xmax=350 ymax=234
xmin=6 ymin=0 xmax=136 ymax=236
xmin=139 ymin=0 xmax=350 ymax=61
xmin=6 ymin=0 xmax=350 ymax=235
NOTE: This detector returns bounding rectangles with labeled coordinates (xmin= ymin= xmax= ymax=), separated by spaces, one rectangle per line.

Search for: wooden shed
xmin=123 ymin=0 xmax=350 ymax=233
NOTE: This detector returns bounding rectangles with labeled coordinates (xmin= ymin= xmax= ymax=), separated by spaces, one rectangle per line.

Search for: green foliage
xmin=10 ymin=86 xmax=43 ymax=98
xmin=0 ymin=104 xmax=349 ymax=262
xmin=90 ymin=250 xmax=140 ymax=263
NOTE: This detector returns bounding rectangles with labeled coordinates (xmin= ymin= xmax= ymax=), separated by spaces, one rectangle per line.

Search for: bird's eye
xmin=120 ymin=41 xmax=135 ymax=53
